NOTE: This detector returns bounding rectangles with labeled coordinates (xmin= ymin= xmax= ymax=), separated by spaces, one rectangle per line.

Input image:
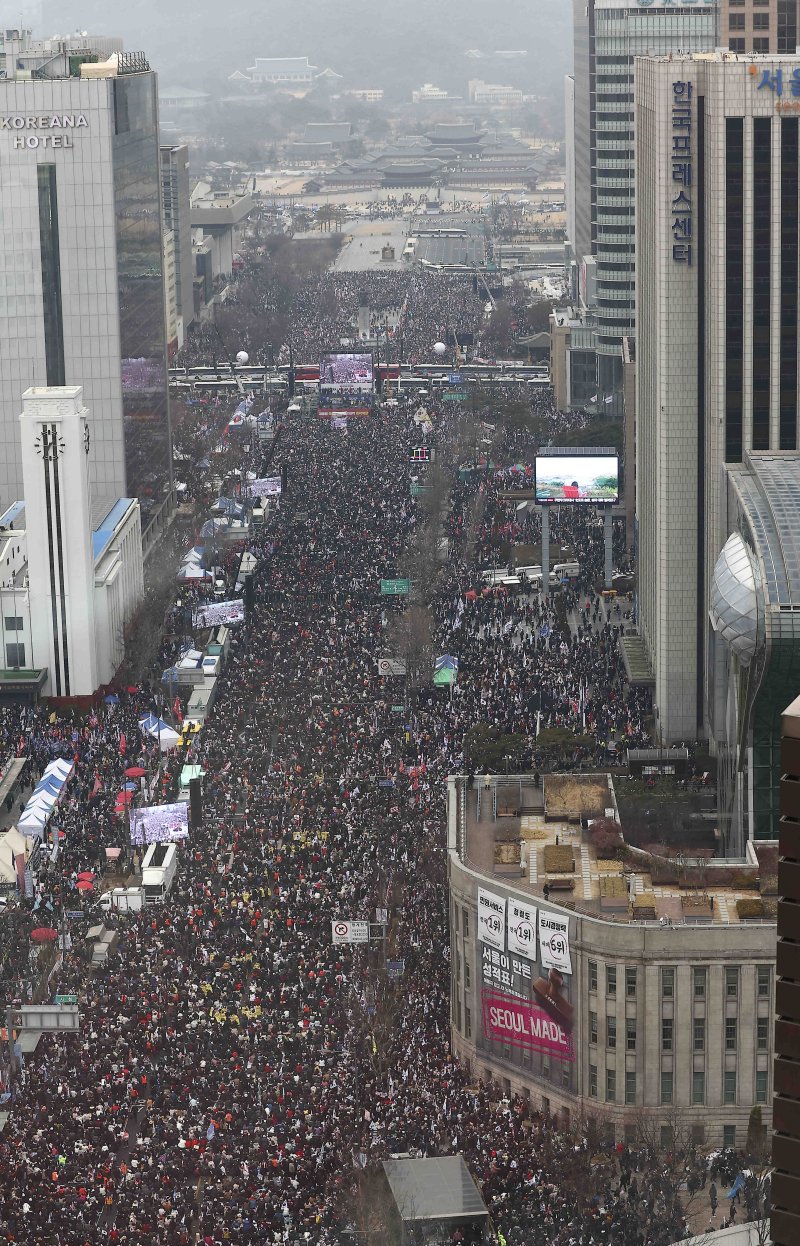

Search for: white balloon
xmin=433 ymin=341 xmax=447 ymax=355
xmin=235 ymin=350 xmax=249 ymax=365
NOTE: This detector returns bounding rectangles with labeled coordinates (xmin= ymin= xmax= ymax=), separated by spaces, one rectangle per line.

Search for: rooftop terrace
xmin=456 ymin=773 xmax=774 ymax=927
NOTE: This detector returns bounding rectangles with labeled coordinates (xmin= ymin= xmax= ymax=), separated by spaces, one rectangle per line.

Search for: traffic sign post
xmin=376 ymin=658 xmax=407 ymax=677
xmin=331 ymin=920 xmax=370 ymax=945
xmin=380 ymin=578 xmax=411 ymax=596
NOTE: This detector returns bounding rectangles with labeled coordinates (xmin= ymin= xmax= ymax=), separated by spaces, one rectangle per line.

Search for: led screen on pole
xmin=318 ymin=352 xmax=374 ymax=418
xmin=534 ymin=454 xmax=619 ymax=504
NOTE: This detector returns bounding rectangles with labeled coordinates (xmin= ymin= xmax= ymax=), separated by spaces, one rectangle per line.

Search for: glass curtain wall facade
xmin=113 ymin=75 xmax=171 ymax=537
xmin=574 ymin=1 xmax=717 ymax=404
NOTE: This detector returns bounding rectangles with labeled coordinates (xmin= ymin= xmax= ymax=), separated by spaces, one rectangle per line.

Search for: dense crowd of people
xmin=0 ymin=381 xmax=757 ymax=1246
xmin=0 ymin=227 xmax=765 ymax=1244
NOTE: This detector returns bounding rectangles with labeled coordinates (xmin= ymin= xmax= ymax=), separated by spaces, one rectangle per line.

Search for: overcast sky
xmin=38 ymin=0 xmax=572 ymax=101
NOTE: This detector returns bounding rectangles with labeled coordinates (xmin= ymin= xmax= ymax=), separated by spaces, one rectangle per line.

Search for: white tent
xmin=17 ymin=758 xmax=74 ymax=834
xmin=138 ymin=714 xmax=181 ymax=751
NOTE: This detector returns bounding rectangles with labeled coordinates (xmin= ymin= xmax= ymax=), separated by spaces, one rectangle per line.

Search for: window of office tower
xmin=113 ymin=73 xmax=172 ymax=537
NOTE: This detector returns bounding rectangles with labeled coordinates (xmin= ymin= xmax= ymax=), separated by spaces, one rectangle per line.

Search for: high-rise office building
xmin=720 ymin=0 xmax=799 ymax=53
xmin=635 ymin=51 xmax=800 ymax=846
xmin=567 ymin=0 xmax=717 ymax=407
xmin=160 ymin=144 xmax=194 ymax=340
xmin=0 ymin=36 xmax=173 ymax=546
xmin=773 ymin=693 xmax=800 ymax=1246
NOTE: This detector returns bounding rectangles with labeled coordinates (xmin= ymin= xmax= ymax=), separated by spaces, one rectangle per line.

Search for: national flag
xmin=119 ymin=732 xmax=126 ymax=757
xmin=91 ymin=772 xmax=102 ymax=799
xmin=727 ymin=1172 xmax=745 ymax=1200
xmin=206 ymin=1121 xmax=216 ymax=1141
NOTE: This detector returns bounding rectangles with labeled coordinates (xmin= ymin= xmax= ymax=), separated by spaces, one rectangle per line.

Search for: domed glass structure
xmin=709 ymin=533 xmax=761 ymax=666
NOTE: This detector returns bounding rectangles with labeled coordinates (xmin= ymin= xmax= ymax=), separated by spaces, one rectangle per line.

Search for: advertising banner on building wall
xmin=507 ymin=899 xmax=537 ymax=960
xmin=538 ymin=911 xmax=572 ymax=974
xmin=481 ymin=990 xmax=574 ymax=1060
xmin=480 ymin=935 xmax=575 ymax=1059
xmin=477 ymin=888 xmax=506 ymax=951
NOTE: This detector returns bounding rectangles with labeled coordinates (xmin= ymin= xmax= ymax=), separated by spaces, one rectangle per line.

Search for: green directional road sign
xmin=410 ymin=483 xmax=431 ymax=497
xmin=54 ymin=994 xmax=78 ymax=1005
xmin=391 ymin=704 xmax=405 ymax=713
xmin=380 ymin=578 xmax=410 ymax=596
xmin=443 ymin=391 xmax=468 ymax=401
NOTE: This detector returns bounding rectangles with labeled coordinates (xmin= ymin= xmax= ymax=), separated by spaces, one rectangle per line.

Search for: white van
xmin=515 ymin=565 xmax=543 ymax=581
xmin=480 ymin=568 xmax=511 ymax=587
xmin=553 ymin=562 xmax=580 ymax=578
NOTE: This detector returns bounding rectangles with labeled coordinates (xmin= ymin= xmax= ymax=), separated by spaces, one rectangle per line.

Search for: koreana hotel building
xmin=0 ymin=36 xmax=173 ymax=547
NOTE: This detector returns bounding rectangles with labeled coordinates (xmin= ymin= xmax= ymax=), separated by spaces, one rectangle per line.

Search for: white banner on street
xmin=538 ymin=911 xmax=572 ymax=975
xmin=331 ymin=920 xmax=369 ymax=945
xmin=507 ymin=899 xmax=537 ymax=960
xmin=478 ymin=888 xmax=506 ymax=952
xmin=376 ymin=658 xmax=407 ymax=677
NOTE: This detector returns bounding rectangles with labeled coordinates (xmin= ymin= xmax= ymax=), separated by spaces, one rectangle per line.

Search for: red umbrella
xmin=126 ymin=686 xmax=138 ymax=694
xmin=115 ymin=790 xmax=134 ymax=805
xmin=77 ymin=870 xmax=94 ymax=880
xmin=124 ymin=766 xmax=146 ymax=778
xmin=30 ymin=927 xmax=58 ymax=942
xmin=75 ymin=880 xmax=94 ymax=892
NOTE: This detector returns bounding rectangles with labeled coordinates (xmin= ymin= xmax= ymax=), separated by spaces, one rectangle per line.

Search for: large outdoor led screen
xmin=534 ymin=454 xmax=619 ymax=504
xmin=130 ymin=802 xmax=189 ymax=846
xmin=318 ymin=352 xmax=374 ymax=416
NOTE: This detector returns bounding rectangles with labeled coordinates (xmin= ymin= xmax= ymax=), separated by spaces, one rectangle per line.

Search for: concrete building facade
xmin=635 ymin=52 xmax=800 ymax=847
xmin=449 ymin=775 xmax=776 ymax=1149
xmin=772 ymin=693 xmax=800 ymax=1245
xmin=0 ymin=386 xmax=144 ymax=698
xmin=720 ymin=0 xmax=799 ymax=52
xmin=160 ymin=144 xmax=194 ymax=338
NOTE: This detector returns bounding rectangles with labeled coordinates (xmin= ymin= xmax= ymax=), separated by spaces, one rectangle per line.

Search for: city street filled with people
xmin=0 ymin=374 xmax=749 ymax=1246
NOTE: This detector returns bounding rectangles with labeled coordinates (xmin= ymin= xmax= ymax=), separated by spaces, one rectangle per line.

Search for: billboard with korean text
xmin=479 ymin=901 xmax=575 ymax=1064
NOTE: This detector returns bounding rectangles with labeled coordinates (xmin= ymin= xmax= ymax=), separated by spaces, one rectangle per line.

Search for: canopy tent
xmin=212 ymin=496 xmax=244 ymax=520
xmin=433 ymin=654 xmax=459 ymax=687
xmin=138 ymin=714 xmax=180 ymax=751
xmin=180 ymin=764 xmax=205 ymax=787
xmin=177 ymin=565 xmax=213 ymax=582
xmin=17 ymin=758 xmax=73 ymax=834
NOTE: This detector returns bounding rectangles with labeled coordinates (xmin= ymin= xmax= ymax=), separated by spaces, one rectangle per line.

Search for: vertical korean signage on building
xmin=671 ymin=80 xmax=693 ymax=266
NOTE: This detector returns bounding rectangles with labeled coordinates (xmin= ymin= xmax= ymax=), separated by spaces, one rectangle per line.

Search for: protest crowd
xmin=0 ymin=262 xmax=758 ymax=1246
